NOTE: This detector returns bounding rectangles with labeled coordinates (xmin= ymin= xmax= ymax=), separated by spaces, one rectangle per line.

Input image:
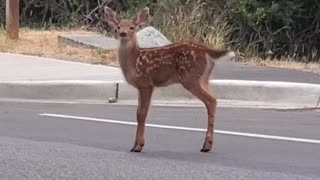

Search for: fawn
xmin=104 ymin=6 xmax=235 ymax=152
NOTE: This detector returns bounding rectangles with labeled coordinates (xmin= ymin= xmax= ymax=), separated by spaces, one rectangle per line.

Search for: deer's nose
xmin=119 ymin=32 xmax=127 ymax=37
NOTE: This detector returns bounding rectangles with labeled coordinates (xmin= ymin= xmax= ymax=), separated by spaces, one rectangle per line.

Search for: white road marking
xmin=40 ymin=113 xmax=320 ymax=145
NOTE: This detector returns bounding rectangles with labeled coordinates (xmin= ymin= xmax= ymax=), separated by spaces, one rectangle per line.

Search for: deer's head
xmin=104 ymin=7 xmax=151 ymax=44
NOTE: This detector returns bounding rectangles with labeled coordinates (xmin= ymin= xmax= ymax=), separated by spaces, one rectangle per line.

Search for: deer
xmin=103 ymin=6 xmax=235 ymax=153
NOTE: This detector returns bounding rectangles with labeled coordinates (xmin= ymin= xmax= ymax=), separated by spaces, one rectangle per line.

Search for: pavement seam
xmin=317 ymin=95 xmax=320 ymax=107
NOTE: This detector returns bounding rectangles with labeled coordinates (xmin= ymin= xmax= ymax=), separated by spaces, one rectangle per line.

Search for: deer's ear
xmin=104 ymin=6 xmax=120 ymax=29
xmin=133 ymin=7 xmax=151 ymax=29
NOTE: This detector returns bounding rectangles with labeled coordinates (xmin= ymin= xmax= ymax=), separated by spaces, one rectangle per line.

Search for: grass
xmin=0 ymin=28 xmax=117 ymax=65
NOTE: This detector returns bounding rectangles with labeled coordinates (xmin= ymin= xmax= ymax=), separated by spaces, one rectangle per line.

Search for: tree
xmin=6 ymin=0 xmax=19 ymax=39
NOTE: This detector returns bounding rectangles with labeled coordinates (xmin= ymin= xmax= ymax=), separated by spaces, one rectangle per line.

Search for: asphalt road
xmin=0 ymin=101 xmax=320 ymax=180
xmin=213 ymin=61 xmax=320 ymax=84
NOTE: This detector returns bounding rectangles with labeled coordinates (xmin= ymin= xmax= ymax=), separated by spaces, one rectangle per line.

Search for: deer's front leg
xmin=131 ymin=87 xmax=153 ymax=152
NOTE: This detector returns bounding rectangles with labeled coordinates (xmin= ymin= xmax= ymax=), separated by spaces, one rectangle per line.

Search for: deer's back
xmin=133 ymin=42 xmax=212 ymax=87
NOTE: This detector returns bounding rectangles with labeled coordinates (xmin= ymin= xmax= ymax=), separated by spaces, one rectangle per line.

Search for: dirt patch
xmin=0 ymin=29 xmax=117 ymax=65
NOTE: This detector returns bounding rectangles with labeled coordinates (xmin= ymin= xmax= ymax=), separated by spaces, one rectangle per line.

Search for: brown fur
xmin=104 ymin=6 xmax=235 ymax=152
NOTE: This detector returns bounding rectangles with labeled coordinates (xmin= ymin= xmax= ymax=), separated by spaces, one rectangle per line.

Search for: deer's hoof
xmin=200 ymin=140 xmax=213 ymax=153
xmin=200 ymin=148 xmax=211 ymax=153
xmin=130 ymin=144 xmax=144 ymax=152
xmin=130 ymin=148 xmax=142 ymax=152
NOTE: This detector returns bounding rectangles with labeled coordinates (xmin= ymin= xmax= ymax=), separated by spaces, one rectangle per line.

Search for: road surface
xmin=0 ymin=101 xmax=319 ymax=179
xmin=213 ymin=61 xmax=320 ymax=84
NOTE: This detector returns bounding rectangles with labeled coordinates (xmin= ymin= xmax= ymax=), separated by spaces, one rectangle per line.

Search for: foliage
xmin=226 ymin=0 xmax=320 ymax=60
xmin=150 ymin=0 xmax=232 ymax=49
xmin=18 ymin=0 xmax=90 ymax=27
xmin=0 ymin=0 xmax=4 ymax=24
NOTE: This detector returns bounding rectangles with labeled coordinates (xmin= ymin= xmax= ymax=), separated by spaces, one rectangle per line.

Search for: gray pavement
xmin=213 ymin=61 xmax=320 ymax=84
xmin=0 ymin=101 xmax=320 ymax=179
xmin=0 ymin=53 xmax=123 ymax=81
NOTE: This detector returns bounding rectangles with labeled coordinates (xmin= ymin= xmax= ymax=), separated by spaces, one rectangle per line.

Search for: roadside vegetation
xmin=0 ymin=0 xmax=319 ymax=72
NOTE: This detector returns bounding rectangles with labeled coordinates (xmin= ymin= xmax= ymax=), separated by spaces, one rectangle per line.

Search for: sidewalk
xmin=0 ymin=53 xmax=123 ymax=81
xmin=0 ymin=52 xmax=319 ymax=109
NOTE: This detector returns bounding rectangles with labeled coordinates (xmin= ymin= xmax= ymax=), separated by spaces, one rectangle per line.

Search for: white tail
xmin=104 ymin=6 xmax=235 ymax=153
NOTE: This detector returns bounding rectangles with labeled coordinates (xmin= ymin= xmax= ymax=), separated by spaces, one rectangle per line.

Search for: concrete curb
xmin=1 ymin=80 xmax=319 ymax=108
xmin=0 ymin=81 xmax=117 ymax=100
xmin=58 ymin=34 xmax=118 ymax=50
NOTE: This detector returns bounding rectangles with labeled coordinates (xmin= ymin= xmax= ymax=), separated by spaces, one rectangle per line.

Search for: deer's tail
xmin=206 ymin=48 xmax=235 ymax=62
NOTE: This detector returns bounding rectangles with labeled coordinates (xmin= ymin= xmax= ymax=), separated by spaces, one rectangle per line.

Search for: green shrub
xmin=226 ymin=0 xmax=320 ymax=61
xmin=150 ymin=0 xmax=232 ymax=49
xmin=0 ymin=0 xmax=4 ymax=24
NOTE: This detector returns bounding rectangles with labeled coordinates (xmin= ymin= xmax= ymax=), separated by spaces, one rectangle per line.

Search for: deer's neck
xmin=117 ymin=37 xmax=139 ymax=78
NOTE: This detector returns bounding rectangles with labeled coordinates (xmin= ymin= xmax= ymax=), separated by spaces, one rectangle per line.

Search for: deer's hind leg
xmin=182 ymin=79 xmax=217 ymax=152
xmin=180 ymin=59 xmax=216 ymax=152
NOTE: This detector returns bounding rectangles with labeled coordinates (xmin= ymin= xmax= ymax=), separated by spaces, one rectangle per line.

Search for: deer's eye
xmin=129 ymin=26 xmax=135 ymax=31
